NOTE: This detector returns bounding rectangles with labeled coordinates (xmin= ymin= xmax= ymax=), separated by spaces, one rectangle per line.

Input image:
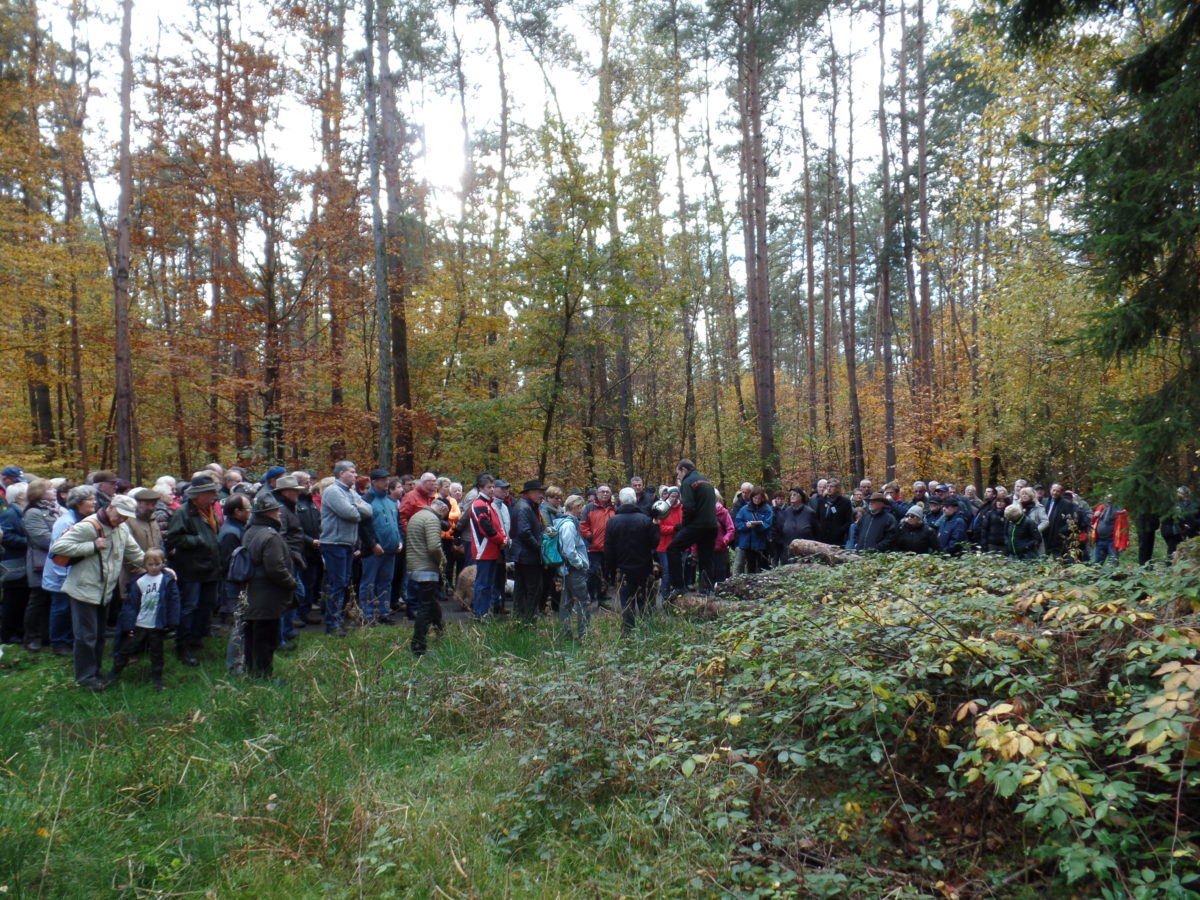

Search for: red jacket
xmin=656 ymin=504 xmax=682 ymax=553
xmin=579 ymin=501 xmax=615 ymax=552
xmin=399 ymin=489 xmax=432 ymax=532
xmin=1090 ymin=504 xmax=1129 ymax=551
xmin=468 ymin=494 xmax=506 ymax=561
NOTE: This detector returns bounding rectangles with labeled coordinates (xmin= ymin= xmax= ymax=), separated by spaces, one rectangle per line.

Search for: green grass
xmin=0 ymin=613 xmax=734 ymax=899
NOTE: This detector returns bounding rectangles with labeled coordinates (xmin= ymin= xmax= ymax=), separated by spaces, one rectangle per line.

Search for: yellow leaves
xmin=1123 ymin=662 xmax=1200 ymax=756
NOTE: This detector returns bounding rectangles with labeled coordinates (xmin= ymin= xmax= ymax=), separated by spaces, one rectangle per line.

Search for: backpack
xmin=227 ymin=545 xmax=254 ymax=584
xmin=541 ymin=527 xmax=563 ymax=565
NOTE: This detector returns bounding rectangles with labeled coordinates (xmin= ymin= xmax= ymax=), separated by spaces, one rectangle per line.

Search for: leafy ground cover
xmin=2 ymin=547 xmax=1199 ymax=898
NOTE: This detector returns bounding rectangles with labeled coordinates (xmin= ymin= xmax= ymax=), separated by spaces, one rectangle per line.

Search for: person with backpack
xmin=509 ymin=480 xmax=546 ymax=623
xmin=539 ymin=486 xmax=567 ymax=613
xmin=556 ymin=495 xmax=590 ymax=639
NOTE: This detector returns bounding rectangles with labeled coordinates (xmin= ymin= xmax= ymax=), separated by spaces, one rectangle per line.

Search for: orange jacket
xmin=578 ymin=501 xmax=615 ymax=552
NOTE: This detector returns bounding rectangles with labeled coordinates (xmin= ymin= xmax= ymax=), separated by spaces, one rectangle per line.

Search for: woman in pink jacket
xmin=706 ymin=491 xmax=736 ymax=585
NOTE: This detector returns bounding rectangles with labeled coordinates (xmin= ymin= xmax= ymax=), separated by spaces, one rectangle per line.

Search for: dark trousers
xmin=743 ymin=548 xmax=768 ymax=574
xmin=244 ymin=618 xmax=281 ymax=677
xmin=711 ymin=549 xmax=731 ymax=585
xmin=667 ymin=526 xmax=717 ymax=592
xmin=617 ymin=570 xmax=655 ymax=631
xmin=1137 ymin=514 xmax=1159 ymax=565
xmin=587 ymin=551 xmax=612 ymax=602
xmin=114 ymin=627 xmax=166 ymax=682
xmin=411 ymin=578 xmax=444 ymax=655
xmin=298 ymin=554 xmax=324 ymax=617
xmin=23 ymin=584 xmax=49 ymax=644
xmin=69 ymin=597 xmax=107 ymax=683
xmin=2 ymin=581 xmax=29 ymax=643
xmin=542 ymin=565 xmax=560 ymax=612
xmin=177 ymin=580 xmax=219 ymax=653
xmin=513 ymin=562 xmax=543 ymax=622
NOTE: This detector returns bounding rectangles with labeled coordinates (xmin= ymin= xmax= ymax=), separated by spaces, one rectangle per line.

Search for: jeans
xmin=69 ymin=597 xmax=107 ymax=683
xmin=472 ymin=559 xmax=496 ymax=619
xmin=1093 ymin=540 xmax=1119 ymax=565
xmin=359 ymin=551 xmax=397 ymax=622
xmin=177 ymin=581 xmax=218 ymax=653
xmin=321 ymin=545 xmax=353 ymax=628
xmin=50 ymin=589 xmax=76 ymax=647
xmin=657 ymin=551 xmax=672 ymax=599
xmin=298 ymin=554 xmax=324 ymax=617
xmin=559 ymin=568 xmax=589 ymax=638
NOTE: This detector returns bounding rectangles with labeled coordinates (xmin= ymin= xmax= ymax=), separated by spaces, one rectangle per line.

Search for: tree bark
xmin=113 ymin=0 xmax=135 ymax=480
xmin=366 ymin=0 xmax=392 ymax=469
xmin=877 ymin=0 xmax=897 ymax=481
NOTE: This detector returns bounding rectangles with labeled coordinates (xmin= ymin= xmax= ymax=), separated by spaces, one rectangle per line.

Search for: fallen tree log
xmin=788 ymin=539 xmax=857 ymax=564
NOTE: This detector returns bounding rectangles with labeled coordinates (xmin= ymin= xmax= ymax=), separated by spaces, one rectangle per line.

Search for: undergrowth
xmin=1 ymin=546 xmax=1198 ymax=898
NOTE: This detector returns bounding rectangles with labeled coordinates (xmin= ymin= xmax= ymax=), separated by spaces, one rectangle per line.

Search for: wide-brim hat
xmin=253 ymin=492 xmax=282 ymax=513
xmin=867 ymin=492 xmax=888 ymax=503
xmin=274 ymin=475 xmax=301 ymax=491
xmin=110 ymin=494 xmax=138 ymax=517
xmin=522 ymin=479 xmax=545 ymax=493
xmin=186 ymin=475 xmax=220 ymax=496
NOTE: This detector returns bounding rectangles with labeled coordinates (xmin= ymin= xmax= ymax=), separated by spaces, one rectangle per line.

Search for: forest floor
xmin=2 ymin=548 xmax=1198 ymax=899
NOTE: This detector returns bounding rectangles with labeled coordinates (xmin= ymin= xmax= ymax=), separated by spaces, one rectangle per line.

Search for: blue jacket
xmin=734 ymin=502 xmax=774 ymax=551
xmin=368 ymin=486 xmax=401 ymax=551
xmin=0 ymin=506 xmax=27 ymax=560
xmin=118 ymin=571 xmax=182 ymax=631
xmin=938 ymin=513 xmax=970 ymax=555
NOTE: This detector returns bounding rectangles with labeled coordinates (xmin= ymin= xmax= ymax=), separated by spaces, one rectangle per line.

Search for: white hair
xmin=153 ymin=476 xmax=176 ymax=502
xmin=6 ymin=482 xmax=28 ymax=505
xmin=618 ymin=487 xmax=637 ymax=505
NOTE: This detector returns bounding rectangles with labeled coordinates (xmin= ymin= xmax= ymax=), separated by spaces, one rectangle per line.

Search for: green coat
xmin=49 ymin=513 xmax=146 ymax=606
xmin=404 ymin=506 xmax=444 ymax=575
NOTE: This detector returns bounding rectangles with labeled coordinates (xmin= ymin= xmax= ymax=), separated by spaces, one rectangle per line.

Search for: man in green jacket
xmin=167 ymin=474 xmax=223 ymax=666
xmin=666 ymin=459 xmax=718 ymax=595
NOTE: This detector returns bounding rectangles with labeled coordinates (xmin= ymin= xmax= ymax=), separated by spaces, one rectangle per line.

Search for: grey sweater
xmin=320 ymin=481 xmax=373 ymax=546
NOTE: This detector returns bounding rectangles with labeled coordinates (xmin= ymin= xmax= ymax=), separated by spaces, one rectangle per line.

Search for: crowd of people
xmin=0 ymin=458 xmax=1196 ymax=693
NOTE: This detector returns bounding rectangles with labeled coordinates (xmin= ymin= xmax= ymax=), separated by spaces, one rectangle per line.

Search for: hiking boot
xmin=77 ymin=676 xmax=108 ymax=692
xmin=325 ymin=625 xmax=347 ymax=637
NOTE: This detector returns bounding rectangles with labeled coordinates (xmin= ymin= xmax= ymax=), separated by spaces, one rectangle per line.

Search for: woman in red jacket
xmin=655 ymin=488 xmax=682 ymax=599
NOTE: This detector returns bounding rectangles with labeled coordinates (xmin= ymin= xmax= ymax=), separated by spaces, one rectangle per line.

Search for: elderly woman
xmin=21 ymin=479 xmax=63 ymax=652
xmin=41 ymin=484 xmax=98 ymax=658
xmin=1 ymin=482 xmax=29 ymax=647
xmin=49 ymin=492 xmax=145 ymax=691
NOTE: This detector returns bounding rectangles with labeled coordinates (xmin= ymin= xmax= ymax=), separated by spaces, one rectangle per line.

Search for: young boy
xmin=110 ymin=549 xmax=181 ymax=691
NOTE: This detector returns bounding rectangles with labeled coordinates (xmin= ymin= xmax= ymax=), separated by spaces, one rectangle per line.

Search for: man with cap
xmin=240 ymin=491 xmax=297 ymax=681
xmin=894 ymin=504 xmax=939 ymax=553
xmin=938 ymin=495 xmax=971 ymax=555
xmin=49 ymin=492 xmax=146 ymax=690
xmin=260 ymin=466 xmax=286 ymax=492
xmin=924 ymin=495 xmax=945 ymax=530
xmin=510 ymin=480 xmax=546 ymax=622
xmin=89 ymin=470 xmax=118 ymax=511
xmin=0 ymin=465 xmax=23 ymax=511
xmin=166 ymin=474 xmax=223 ymax=665
xmin=127 ymin=488 xmax=165 ymax=554
xmin=851 ymin=492 xmax=899 ymax=552
xmin=360 ymin=468 xmax=401 ymax=625
xmin=270 ymin=474 xmax=308 ymax=646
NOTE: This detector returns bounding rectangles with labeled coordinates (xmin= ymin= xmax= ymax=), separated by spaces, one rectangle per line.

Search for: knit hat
xmin=906 ymin=504 xmax=924 ymax=519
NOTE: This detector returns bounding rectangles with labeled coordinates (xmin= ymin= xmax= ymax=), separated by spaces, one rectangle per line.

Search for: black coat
xmin=295 ymin=492 xmax=322 ymax=562
xmin=274 ymin=492 xmax=308 ymax=569
xmin=510 ymin=495 xmax=545 ymax=566
xmin=1007 ymin=516 xmax=1041 ymax=559
xmin=851 ymin=509 xmax=898 ymax=552
xmin=243 ymin=515 xmax=298 ymax=620
xmin=778 ymin=504 xmax=816 ymax=543
xmin=975 ymin=508 xmax=1008 ymax=552
xmin=603 ymin=504 xmax=660 ymax=578
xmin=166 ymin=500 xmax=222 ymax=583
xmin=894 ymin=521 xmax=938 ymax=554
xmin=634 ymin=488 xmax=658 ymax=517
xmin=817 ymin=495 xmax=853 ymax=546
xmin=1043 ymin=497 xmax=1077 ymax=554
